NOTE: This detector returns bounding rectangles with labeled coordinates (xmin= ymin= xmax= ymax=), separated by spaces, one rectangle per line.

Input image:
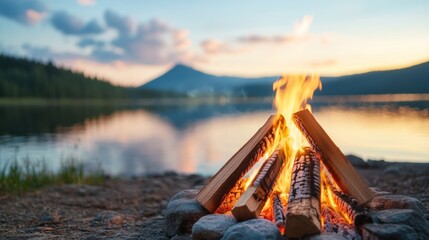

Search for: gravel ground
xmin=0 ymin=162 xmax=428 ymax=239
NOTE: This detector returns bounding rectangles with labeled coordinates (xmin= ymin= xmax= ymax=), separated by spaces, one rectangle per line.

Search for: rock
xmin=170 ymin=189 xmax=199 ymax=202
xmin=369 ymin=187 xmax=391 ymax=196
xmin=373 ymin=209 xmax=429 ymax=239
xmin=173 ymin=234 xmax=192 ymax=240
xmin=221 ymin=219 xmax=281 ymax=240
xmin=369 ymin=195 xmax=428 ymax=216
xmin=382 ymin=165 xmax=400 ymax=175
xmin=192 ymin=214 xmax=237 ymax=240
xmin=93 ymin=210 xmax=124 ymax=225
xmin=165 ymin=198 xmax=209 ymax=237
xmin=303 ymin=233 xmax=347 ymax=240
xmin=346 ymin=155 xmax=368 ymax=168
xmin=362 ymin=223 xmax=418 ymax=240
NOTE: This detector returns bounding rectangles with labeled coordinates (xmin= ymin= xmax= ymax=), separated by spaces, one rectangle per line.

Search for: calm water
xmin=1 ymin=95 xmax=429 ymax=176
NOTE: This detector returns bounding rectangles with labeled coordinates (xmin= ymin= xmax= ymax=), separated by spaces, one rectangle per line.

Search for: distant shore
xmin=0 ymin=160 xmax=428 ymax=239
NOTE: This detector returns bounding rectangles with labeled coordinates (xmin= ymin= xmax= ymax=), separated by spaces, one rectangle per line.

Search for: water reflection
xmin=0 ymin=97 xmax=428 ymax=176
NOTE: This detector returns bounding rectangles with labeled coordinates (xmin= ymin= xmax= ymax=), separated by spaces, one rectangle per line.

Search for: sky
xmin=0 ymin=0 xmax=429 ymax=87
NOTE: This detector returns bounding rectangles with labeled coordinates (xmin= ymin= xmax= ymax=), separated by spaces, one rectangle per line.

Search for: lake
xmin=1 ymin=94 xmax=429 ymax=176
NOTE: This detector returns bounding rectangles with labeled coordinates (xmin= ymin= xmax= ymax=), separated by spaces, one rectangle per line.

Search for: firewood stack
xmin=195 ymin=111 xmax=374 ymax=238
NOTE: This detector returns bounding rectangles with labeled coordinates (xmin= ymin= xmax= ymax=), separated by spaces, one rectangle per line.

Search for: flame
xmin=272 ymin=75 xmax=321 ymax=195
xmin=218 ymin=74 xmax=354 ymax=230
xmin=320 ymin=165 xmax=353 ymax=225
xmin=257 ymin=74 xmax=321 ymax=220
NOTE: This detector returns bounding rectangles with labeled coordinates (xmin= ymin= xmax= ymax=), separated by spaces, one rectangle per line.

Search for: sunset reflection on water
xmin=0 ymin=100 xmax=428 ymax=176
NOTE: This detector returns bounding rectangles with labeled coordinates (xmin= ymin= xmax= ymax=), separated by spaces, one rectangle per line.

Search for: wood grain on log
xmin=284 ymin=147 xmax=321 ymax=238
xmin=273 ymin=194 xmax=286 ymax=228
xmin=197 ymin=115 xmax=286 ymax=213
xmin=232 ymin=147 xmax=285 ymax=221
xmin=293 ymin=109 xmax=374 ymax=205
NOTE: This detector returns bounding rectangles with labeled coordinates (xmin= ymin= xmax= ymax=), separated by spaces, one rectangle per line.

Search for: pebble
xmin=93 ymin=210 xmax=124 ymax=225
xmin=172 ymin=234 xmax=192 ymax=240
xmin=221 ymin=219 xmax=281 ymax=240
xmin=373 ymin=209 xmax=429 ymax=239
xmin=170 ymin=189 xmax=199 ymax=202
xmin=369 ymin=195 xmax=428 ymax=216
xmin=346 ymin=155 xmax=368 ymax=168
xmin=382 ymin=165 xmax=401 ymax=175
xmin=192 ymin=214 xmax=237 ymax=240
xmin=362 ymin=223 xmax=418 ymax=240
xmin=165 ymin=198 xmax=209 ymax=237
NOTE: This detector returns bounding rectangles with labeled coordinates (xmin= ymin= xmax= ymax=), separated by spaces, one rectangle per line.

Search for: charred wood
xmin=197 ymin=115 xmax=286 ymax=213
xmin=232 ymin=147 xmax=285 ymax=221
xmin=284 ymin=147 xmax=321 ymax=238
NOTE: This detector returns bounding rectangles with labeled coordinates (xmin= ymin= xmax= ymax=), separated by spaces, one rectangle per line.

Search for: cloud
xmin=92 ymin=10 xmax=199 ymax=65
xmin=51 ymin=11 xmax=104 ymax=35
xmin=77 ymin=0 xmax=96 ymax=6
xmin=104 ymin=10 xmax=134 ymax=35
xmin=22 ymin=44 xmax=82 ymax=61
xmin=77 ymin=38 xmax=105 ymax=48
xmin=307 ymin=59 xmax=337 ymax=67
xmin=0 ymin=0 xmax=47 ymax=25
xmin=293 ymin=15 xmax=313 ymax=36
xmin=237 ymin=15 xmax=314 ymax=45
xmin=201 ymin=39 xmax=241 ymax=54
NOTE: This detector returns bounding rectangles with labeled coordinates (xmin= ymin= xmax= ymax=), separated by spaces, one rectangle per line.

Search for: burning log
xmin=215 ymin=179 xmax=246 ymax=214
xmin=197 ymin=115 xmax=286 ymax=213
xmin=293 ymin=109 xmax=375 ymax=205
xmin=322 ymin=206 xmax=362 ymax=240
xmin=331 ymin=188 xmax=369 ymax=228
xmin=231 ymin=147 xmax=285 ymax=221
xmin=273 ymin=194 xmax=286 ymax=228
xmin=322 ymin=172 xmax=369 ymax=228
xmin=285 ymin=147 xmax=322 ymax=238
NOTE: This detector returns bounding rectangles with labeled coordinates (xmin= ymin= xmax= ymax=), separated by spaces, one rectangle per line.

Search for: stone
xmin=192 ymin=214 xmax=237 ymax=240
xmin=221 ymin=219 xmax=281 ymax=240
xmin=373 ymin=209 xmax=429 ymax=239
xmin=382 ymin=165 xmax=400 ymax=175
xmin=303 ymin=233 xmax=347 ymax=240
xmin=362 ymin=223 xmax=418 ymax=240
xmin=346 ymin=155 xmax=368 ymax=168
xmin=173 ymin=234 xmax=192 ymax=240
xmin=369 ymin=187 xmax=391 ymax=196
xmin=369 ymin=195 xmax=428 ymax=216
xmin=93 ymin=210 xmax=124 ymax=225
xmin=165 ymin=198 xmax=209 ymax=237
xmin=170 ymin=189 xmax=199 ymax=202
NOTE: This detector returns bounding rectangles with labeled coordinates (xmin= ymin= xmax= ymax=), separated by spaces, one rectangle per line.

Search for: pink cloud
xmin=201 ymin=39 xmax=243 ymax=54
xmin=25 ymin=9 xmax=44 ymax=25
xmin=77 ymin=0 xmax=96 ymax=6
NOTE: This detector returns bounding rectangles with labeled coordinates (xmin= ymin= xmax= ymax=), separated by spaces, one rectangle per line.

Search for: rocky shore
xmin=0 ymin=159 xmax=428 ymax=239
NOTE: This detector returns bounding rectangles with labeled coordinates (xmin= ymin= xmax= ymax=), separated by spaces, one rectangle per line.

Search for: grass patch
xmin=0 ymin=157 xmax=104 ymax=195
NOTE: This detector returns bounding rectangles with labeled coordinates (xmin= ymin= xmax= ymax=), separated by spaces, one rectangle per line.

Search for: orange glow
xmin=320 ymin=165 xmax=353 ymax=225
xmin=217 ymin=74 xmax=355 ymax=230
xmin=272 ymin=75 xmax=321 ymax=195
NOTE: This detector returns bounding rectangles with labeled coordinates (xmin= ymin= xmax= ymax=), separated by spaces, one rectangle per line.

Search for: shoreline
xmin=0 ymin=161 xmax=428 ymax=239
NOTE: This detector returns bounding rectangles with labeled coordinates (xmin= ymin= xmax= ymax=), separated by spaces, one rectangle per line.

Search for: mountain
xmin=320 ymin=61 xmax=429 ymax=95
xmin=0 ymin=54 xmax=177 ymax=99
xmin=140 ymin=61 xmax=429 ymax=97
xmin=139 ymin=64 xmax=277 ymax=96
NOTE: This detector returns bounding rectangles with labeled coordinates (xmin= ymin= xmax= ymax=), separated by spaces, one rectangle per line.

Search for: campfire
xmin=195 ymin=75 xmax=375 ymax=238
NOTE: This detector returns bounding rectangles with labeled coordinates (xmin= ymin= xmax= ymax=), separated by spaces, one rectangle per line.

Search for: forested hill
xmin=0 ymin=54 xmax=173 ymax=99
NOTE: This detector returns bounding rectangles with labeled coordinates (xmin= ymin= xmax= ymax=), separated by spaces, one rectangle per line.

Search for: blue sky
xmin=1 ymin=0 xmax=428 ymax=86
